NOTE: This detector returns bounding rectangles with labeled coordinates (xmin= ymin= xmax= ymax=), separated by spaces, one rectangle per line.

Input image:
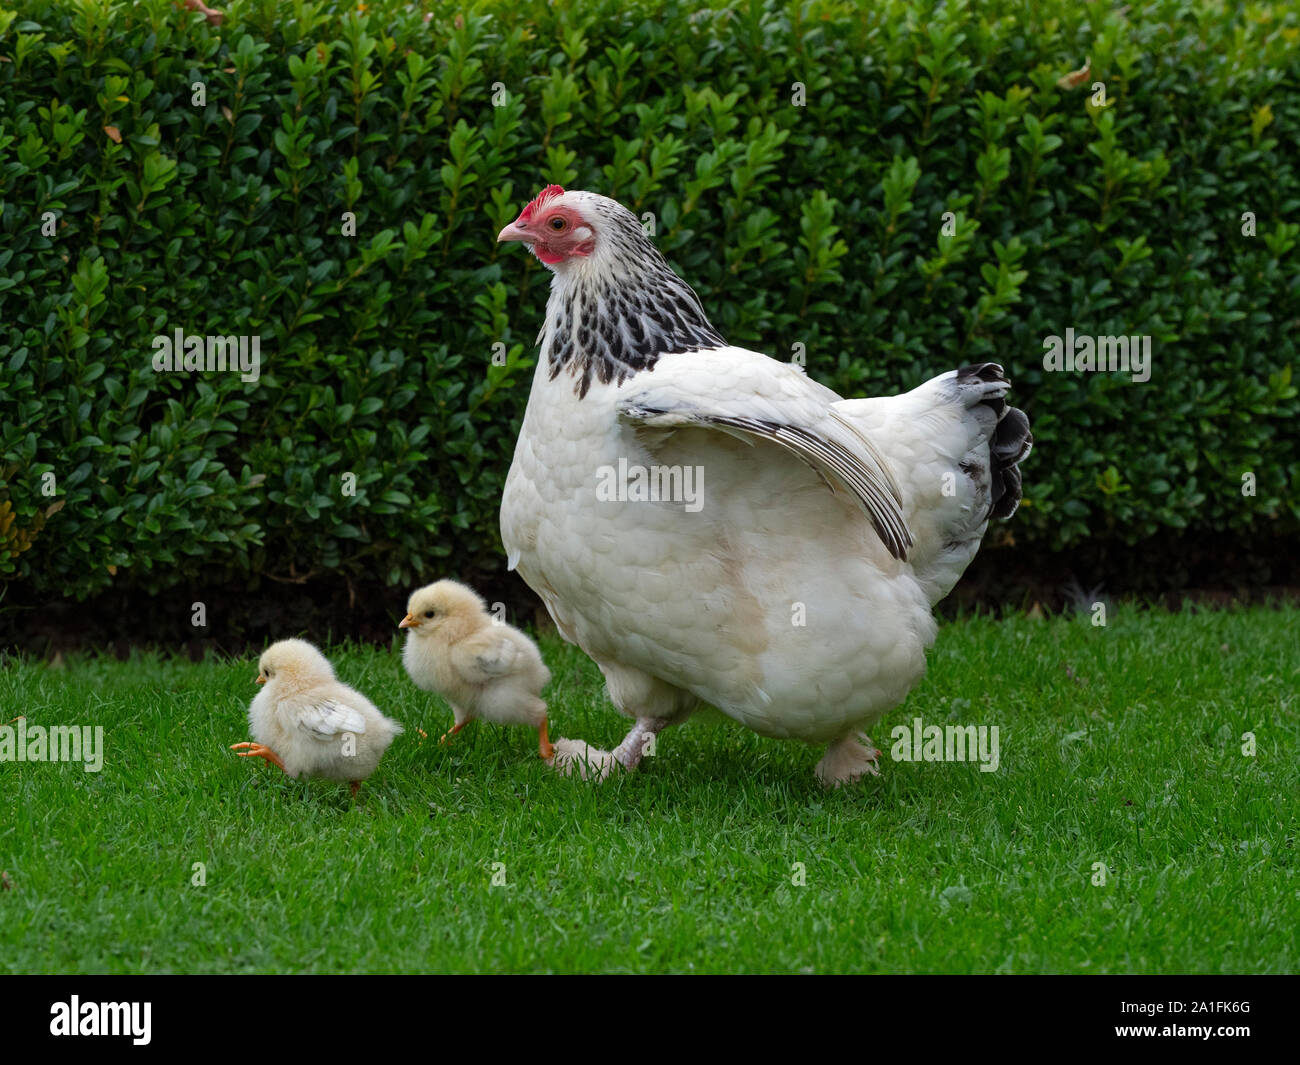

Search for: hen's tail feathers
xmin=954 ymin=363 xmax=1033 ymax=520
xmin=832 ymin=362 xmax=1032 ymax=604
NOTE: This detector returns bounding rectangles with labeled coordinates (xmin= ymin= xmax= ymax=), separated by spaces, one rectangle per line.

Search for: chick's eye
xmin=548 ymin=217 xmax=566 ymax=231
xmin=424 ymin=610 xmax=436 ymax=618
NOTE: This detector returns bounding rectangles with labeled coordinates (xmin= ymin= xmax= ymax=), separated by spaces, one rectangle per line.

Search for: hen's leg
xmin=612 ymin=718 xmax=667 ymax=770
xmin=815 ymin=731 xmax=882 ymax=788
xmin=550 ymin=665 xmax=696 ymax=781
xmin=550 ymin=717 xmax=671 ymax=781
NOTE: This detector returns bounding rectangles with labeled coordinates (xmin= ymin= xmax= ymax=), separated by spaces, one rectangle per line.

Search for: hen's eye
xmin=424 ymin=610 xmax=437 ymax=618
xmin=549 ymin=217 xmax=566 ymax=231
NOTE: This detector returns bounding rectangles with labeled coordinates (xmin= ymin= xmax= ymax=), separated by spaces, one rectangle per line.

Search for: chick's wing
xmin=451 ymin=630 xmax=523 ymax=687
xmin=295 ymin=698 xmax=369 ymax=741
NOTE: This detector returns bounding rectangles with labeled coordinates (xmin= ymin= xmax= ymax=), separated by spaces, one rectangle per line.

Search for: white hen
xmin=497 ymin=186 xmax=1031 ymax=786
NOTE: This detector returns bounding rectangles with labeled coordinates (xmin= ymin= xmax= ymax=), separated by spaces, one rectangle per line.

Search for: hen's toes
xmin=548 ymin=738 xmax=620 ymax=782
xmin=815 ymin=732 xmax=883 ymax=789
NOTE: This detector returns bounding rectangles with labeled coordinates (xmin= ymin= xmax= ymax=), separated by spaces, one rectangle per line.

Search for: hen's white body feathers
xmin=504 ymin=345 xmax=934 ymax=744
xmin=497 ymin=188 xmax=1030 ymax=783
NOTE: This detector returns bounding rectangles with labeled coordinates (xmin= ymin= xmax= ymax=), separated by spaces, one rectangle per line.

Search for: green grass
xmin=1 ymin=606 xmax=1296 ymax=973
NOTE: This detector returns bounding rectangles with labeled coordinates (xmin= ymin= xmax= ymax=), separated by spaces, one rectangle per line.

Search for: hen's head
xmin=498 ymin=186 xmax=648 ymax=274
xmin=497 ymin=185 xmax=725 ymax=395
xmin=257 ymin=638 xmax=333 ymax=691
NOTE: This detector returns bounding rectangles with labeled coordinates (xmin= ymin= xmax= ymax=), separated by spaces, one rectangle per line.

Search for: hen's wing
xmin=616 ymin=346 xmax=912 ymax=559
xmin=294 ymin=698 xmax=368 ymax=741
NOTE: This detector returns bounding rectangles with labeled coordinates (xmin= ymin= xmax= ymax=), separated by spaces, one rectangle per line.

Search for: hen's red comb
xmin=519 ymin=184 xmax=566 ymax=222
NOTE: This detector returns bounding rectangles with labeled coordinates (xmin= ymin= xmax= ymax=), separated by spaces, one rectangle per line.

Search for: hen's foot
xmin=547 ymin=739 xmax=622 ymax=782
xmin=548 ymin=717 xmax=669 ymax=781
xmin=815 ymin=732 xmax=882 ymax=788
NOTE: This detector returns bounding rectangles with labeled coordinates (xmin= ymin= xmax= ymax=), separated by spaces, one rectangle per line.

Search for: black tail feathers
xmin=955 ymin=363 xmax=1033 ymax=519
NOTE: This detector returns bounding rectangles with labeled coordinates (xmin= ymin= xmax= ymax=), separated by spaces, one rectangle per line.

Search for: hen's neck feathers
xmin=541 ymin=198 xmax=725 ymax=398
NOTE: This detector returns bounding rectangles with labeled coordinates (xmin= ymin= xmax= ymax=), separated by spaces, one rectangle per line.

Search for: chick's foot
xmin=230 ymin=742 xmax=287 ymax=772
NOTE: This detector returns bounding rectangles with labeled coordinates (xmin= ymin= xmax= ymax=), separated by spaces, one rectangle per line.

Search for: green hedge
xmin=1 ymin=0 xmax=1297 ymax=602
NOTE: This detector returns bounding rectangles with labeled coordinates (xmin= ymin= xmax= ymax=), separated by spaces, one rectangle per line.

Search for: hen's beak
xmin=255 ymin=674 xmax=265 ymax=685
xmin=398 ymin=613 xmax=417 ymax=629
xmin=497 ymin=221 xmax=530 ymax=243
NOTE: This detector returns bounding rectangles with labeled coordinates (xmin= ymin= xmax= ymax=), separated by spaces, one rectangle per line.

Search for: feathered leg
xmin=549 ymin=737 xmax=621 ymax=781
xmin=549 ymin=717 xmax=667 ymax=781
xmin=612 ymin=718 xmax=664 ymax=769
xmin=550 ymin=664 xmax=696 ymax=780
xmin=815 ymin=732 xmax=882 ymax=788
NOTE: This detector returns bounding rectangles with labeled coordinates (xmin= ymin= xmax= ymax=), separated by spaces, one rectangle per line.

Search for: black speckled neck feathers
xmin=543 ymin=200 xmax=726 ymax=398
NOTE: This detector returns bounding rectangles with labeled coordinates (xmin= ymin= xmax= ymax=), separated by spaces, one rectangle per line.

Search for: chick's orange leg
xmin=438 ymin=722 xmax=467 ymax=745
xmin=538 ymin=718 xmax=555 ymax=760
xmin=229 ymin=742 xmax=286 ymax=772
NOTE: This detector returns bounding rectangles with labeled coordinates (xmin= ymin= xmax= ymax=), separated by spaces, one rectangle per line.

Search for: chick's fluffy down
xmin=401 ymin=581 xmax=550 ymax=730
xmin=249 ymin=638 xmax=402 ymax=781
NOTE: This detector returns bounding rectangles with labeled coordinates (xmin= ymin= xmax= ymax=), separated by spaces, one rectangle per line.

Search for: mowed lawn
xmin=1 ymin=606 xmax=1296 ymax=974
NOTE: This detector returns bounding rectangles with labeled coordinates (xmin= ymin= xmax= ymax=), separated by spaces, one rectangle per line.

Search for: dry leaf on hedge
xmin=183 ymin=0 xmax=224 ymax=25
xmin=1056 ymin=56 xmax=1091 ymax=89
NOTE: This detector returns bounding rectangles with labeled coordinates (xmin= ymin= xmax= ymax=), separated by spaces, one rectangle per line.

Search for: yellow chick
xmin=230 ymin=638 xmax=403 ymax=796
xmin=399 ymin=581 xmax=554 ymax=759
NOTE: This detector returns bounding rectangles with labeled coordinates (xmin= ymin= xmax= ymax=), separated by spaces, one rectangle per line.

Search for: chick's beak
xmin=398 ymin=613 xmax=417 ymax=629
xmin=497 ymin=220 xmax=530 ymax=243
xmin=255 ymin=674 xmax=265 ymax=685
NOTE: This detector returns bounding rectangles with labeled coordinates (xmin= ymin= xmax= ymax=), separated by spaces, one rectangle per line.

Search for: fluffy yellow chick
xmin=230 ymin=638 xmax=403 ymax=796
xmin=399 ymin=581 xmax=554 ymax=758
